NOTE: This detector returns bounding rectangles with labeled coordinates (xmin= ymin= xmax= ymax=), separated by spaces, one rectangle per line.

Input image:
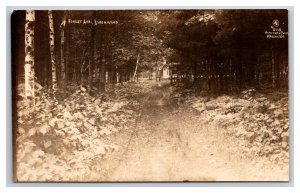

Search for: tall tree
xmin=48 ymin=10 xmax=58 ymax=93
xmin=132 ymin=53 xmax=140 ymax=81
xmin=60 ymin=11 xmax=67 ymax=89
xmin=87 ymin=11 xmax=96 ymax=93
xmin=88 ymin=24 xmax=95 ymax=93
xmin=24 ymin=10 xmax=35 ymax=100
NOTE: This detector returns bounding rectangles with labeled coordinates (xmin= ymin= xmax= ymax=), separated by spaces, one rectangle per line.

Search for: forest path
xmin=99 ymin=80 xmax=286 ymax=181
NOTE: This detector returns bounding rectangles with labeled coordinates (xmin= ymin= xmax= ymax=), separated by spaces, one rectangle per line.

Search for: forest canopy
xmin=12 ymin=9 xmax=288 ymax=99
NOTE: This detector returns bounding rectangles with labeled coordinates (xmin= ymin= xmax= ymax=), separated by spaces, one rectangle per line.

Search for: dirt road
xmin=97 ymin=81 xmax=288 ymax=182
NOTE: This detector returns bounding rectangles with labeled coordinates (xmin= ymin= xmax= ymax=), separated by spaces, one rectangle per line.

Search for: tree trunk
xmin=132 ymin=53 xmax=140 ymax=81
xmin=48 ymin=10 xmax=57 ymax=94
xmin=88 ymin=24 xmax=95 ymax=93
xmin=60 ymin=11 xmax=67 ymax=89
xmin=65 ymin=22 xmax=70 ymax=83
xmin=24 ymin=10 xmax=35 ymax=100
xmin=271 ymin=48 xmax=276 ymax=89
xmin=100 ymin=43 xmax=106 ymax=92
xmin=97 ymin=67 xmax=101 ymax=89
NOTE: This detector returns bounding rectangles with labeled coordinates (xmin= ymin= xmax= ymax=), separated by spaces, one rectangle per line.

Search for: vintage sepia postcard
xmin=11 ymin=9 xmax=289 ymax=182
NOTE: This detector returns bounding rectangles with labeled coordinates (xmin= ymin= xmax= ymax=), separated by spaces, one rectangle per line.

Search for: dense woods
xmin=12 ymin=10 xmax=289 ymax=182
xmin=12 ymin=10 xmax=288 ymax=99
xmin=165 ymin=10 xmax=288 ymax=92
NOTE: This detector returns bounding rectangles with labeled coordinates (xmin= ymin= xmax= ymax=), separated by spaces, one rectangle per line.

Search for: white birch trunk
xmin=24 ymin=10 xmax=35 ymax=99
xmin=48 ymin=10 xmax=57 ymax=93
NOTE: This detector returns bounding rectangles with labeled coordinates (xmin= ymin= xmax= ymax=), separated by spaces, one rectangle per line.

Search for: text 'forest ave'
xmin=68 ymin=19 xmax=118 ymax=25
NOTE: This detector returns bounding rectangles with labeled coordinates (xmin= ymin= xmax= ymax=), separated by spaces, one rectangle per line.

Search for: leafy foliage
xmin=16 ymin=82 xmax=146 ymax=181
xmin=187 ymin=89 xmax=289 ymax=166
